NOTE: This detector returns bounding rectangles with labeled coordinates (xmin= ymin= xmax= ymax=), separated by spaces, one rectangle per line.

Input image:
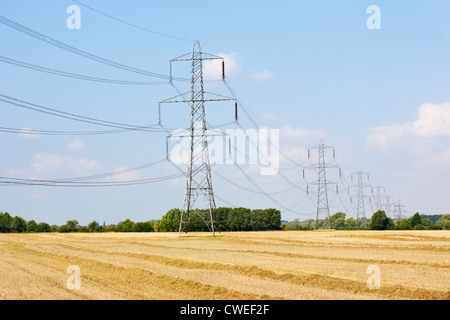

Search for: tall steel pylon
xmin=303 ymin=141 xmax=340 ymax=230
xmin=349 ymin=171 xmax=372 ymax=225
xmin=159 ymin=40 xmax=236 ymax=236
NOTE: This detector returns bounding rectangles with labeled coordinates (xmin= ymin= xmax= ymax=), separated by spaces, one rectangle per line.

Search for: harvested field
xmin=0 ymin=230 xmax=448 ymax=300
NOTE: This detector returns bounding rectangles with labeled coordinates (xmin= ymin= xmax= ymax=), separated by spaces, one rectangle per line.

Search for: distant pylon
xmin=303 ymin=141 xmax=341 ymax=230
xmin=349 ymin=171 xmax=372 ymax=225
xmin=393 ymin=200 xmax=406 ymax=222
xmin=159 ymin=40 xmax=236 ymax=236
xmin=373 ymin=186 xmax=393 ymax=218
xmin=385 ymin=196 xmax=393 ymax=218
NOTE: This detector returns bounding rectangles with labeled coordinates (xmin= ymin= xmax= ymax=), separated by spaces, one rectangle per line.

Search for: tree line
xmin=0 ymin=207 xmax=282 ymax=233
xmin=282 ymin=211 xmax=450 ymax=231
xmin=0 ymin=212 xmax=159 ymax=234
xmin=159 ymin=207 xmax=282 ymax=232
xmin=1 ymin=209 xmax=448 ymax=234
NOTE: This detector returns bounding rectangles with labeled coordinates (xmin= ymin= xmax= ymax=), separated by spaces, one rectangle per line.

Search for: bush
xmin=132 ymin=222 xmax=154 ymax=232
xmin=116 ymin=219 xmax=135 ymax=232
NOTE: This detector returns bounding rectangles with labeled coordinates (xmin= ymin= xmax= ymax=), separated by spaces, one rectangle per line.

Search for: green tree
xmin=0 ymin=212 xmax=13 ymax=233
xmin=57 ymin=224 xmax=70 ymax=233
xmin=264 ymin=208 xmax=282 ymax=231
xmin=104 ymin=225 xmax=116 ymax=232
xmin=26 ymin=220 xmax=39 ymax=233
xmin=11 ymin=216 xmax=27 ymax=233
xmin=282 ymin=219 xmax=306 ymax=231
xmin=436 ymin=215 xmax=450 ymax=230
xmin=132 ymin=222 xmax=154 ymax=232
xmin=344 ymin=217 xmax=357 ymax=229
xmin=88 ymin=221 xmax=99 ymax=232
xmin=250 ymin=209 xmax=265 ymax=231
xmin=116 ymin=219 xmax=134 ymax=232
xmin=395 ymin=218 xmax=412 ymax=230
xmin=159 ymin=209 xmax=181 ymax=232
xmin=37 ymin=222 xmax=51 ymax=233
xmin=66 ymin=220 xmax=79 ymax=232
xmin=213 ymin=207 xmax=231 ymax=232
xmin=78 ymin=226 xmax=89 ymax=232
xmin=228 ymin=208 xmax=251 ymax=231
xmin=330 ymin=212 xmax=346 ymax=229
xmin=411 ymin=213 xmax=422 ymax=228
xmin=369 ymin=210 xmax=393 ymax=230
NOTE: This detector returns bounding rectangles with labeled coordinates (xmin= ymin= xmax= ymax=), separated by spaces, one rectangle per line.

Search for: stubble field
xmin=0 ymin=230 xmax=448 ymax=300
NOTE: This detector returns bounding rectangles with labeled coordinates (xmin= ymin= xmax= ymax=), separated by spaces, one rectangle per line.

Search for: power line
xmin=53 ymin=159 xmax=168 ymax=182
xmin=0 ymin=173 xmax=185 ymax=188
xmin=224 ymin=80 xmax=307 ymax=169
xmin=0 ymin=159 xmax=183 ymax=187
xmin=0 ymin=126 xmax=135 ymax=136
xmin=233 ymin=161 xmax=304 ymax=216
xmin=72 ymin=0 xmax=193 ymax=42
xmin=212 ymin=167 xmax=299 ymax=196
xmin=0 ymin=56 xmax=169 ymax=86
xmin=0 ymin=93 xmax=167 ymax=132
xmin=0 ymin=15 xmax=189 ymax=82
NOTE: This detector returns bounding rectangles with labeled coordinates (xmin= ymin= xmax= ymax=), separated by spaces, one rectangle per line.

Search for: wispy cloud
xmin=67 ymin=139 xmax=87 ymax=152
xmin=29 ymin=153 xmax=99 ymax=177
xmin=250 ymin=70 xmax=275 ymax=81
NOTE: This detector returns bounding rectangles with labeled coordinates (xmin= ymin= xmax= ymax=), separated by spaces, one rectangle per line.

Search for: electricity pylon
xmin=303 ymin=141 xmax=341 ymax=230
xmin=392 ymin=200 xmax=406 ymax=222
xmin=349 ymin=171 xmax=372 ymax=226
xmin=159 ymin=40 xmax=236 ymax=236
xmin=373 ymin=185 xmax=393 ymax=216
xmin=373 ymin=186 xmax=385 ymax=212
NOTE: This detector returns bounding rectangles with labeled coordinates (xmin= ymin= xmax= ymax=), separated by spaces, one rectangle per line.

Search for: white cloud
xmin=67 ymin=139 xmax=87 ymax=151
xmin=412 ymin=102 xmax=450 ymax=138
xmin=366 ymin=102 xmax=450 ymax=156
xmin=250 ymin=70 xmax=275 ymax=81
xmin=29 ymin=153 xmax=99 ymax=177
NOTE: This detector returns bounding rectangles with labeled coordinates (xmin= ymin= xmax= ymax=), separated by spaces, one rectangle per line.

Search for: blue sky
xmin=1 ymin=0 xmax=449 ymax=226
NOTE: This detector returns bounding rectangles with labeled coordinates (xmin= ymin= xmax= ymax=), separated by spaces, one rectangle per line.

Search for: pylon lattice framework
xmin=349 ymin=171 xmax=372 ymax=225
xmin=159 ymin=40 xmax=236 ymax=236
xmin=373 ymin=185 xmax=393 ymax=218
xmin=303 ymin=141 xmax=340 ymax=230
